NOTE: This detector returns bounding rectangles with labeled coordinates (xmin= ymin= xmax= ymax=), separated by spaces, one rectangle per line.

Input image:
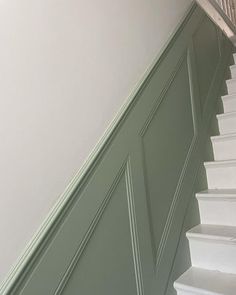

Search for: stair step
xmin=187 ymin=224 xmax=236 ymax=274
xmin=211 ymin=133 xmax=236 ymax=161
xmin=187 ymin=224 xmax=236 ymax=242
xmin=226 ymin=78 xmax=236 ymax=94
xmin=205 ymin=159 xmax=236 ymax=189
xmin=233 ymin=53 xmax=236 ymax=64
xmin=174 ymin=267 xmax=236 ymax=295
xmin=197 ymin=189 xmax=236 ymax=226
xmin=174 ymin=53 xmax=236 ymax=293
xmin=230 ymin=64 xmax=236 ymax=79
xmin=216 ymin=111 xmax=236 ymax=135
xmin=221 ymin=94 xmax=236 ymax=113
xmin=197 ymin=189 xmax=236 ymax=199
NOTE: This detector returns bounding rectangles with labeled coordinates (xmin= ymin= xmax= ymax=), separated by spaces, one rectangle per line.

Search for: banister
xmin=196 ymin=0 xmax=236 ymax=45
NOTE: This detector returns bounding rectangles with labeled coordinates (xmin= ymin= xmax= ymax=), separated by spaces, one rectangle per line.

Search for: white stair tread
xmin=230 ymin=64 xmax=236 ymax=71
xmin=221 ymin=93 xmax=236 ymax=101
xmin=196 ymin=189 xmax=236 ymax=200
xmin=174 ymin=53 xmax=236 ymax=293
xmin=226 ymin=77 xmax=236 ymax=85
xmin=216 ymin=111 xmax=236 ymax=120
xmin=211 ymin=133 xmax=236 ymax=142
xmin=204 ymin=159 xmax=236 ymax=168
xmin=187 ymin=224 xmax=236 ymax=243
xmin=174 ymin=267 xmax=236 ymax=295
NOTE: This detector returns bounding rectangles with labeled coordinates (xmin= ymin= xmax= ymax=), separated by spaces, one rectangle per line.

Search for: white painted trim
xmin=221 ymin=93 xmax=236 ymax=101
xmin=204 ymin=159 xmax=236 ymax=168
xmin=187 ymin=224 xmax=236 ymax=244
xmin=196 ymin=189 xmax=236 ymax=201
xmin=216 ymin=110 xmax=236 ymax=119
xmin=211 ymin=132 xmax=236 ymax=142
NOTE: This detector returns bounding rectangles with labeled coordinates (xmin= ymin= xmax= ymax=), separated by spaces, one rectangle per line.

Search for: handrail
xmin=196 ymin=0 xmax=236 ymax=45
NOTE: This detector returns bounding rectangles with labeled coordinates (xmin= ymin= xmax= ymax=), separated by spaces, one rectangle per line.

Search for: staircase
xmin=174 ymin=53 xmax=236 ymax=294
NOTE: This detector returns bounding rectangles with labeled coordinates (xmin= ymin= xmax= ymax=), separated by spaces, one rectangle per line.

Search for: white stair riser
xmin=227 ymin=80 xmax=236 ymax=94
xmin=231 ymin=67 xmax=236 ymax=79
xmin=217 ymin=115 xmax=236 ymax=135
xmin=174 ymin=53 xmax=236 ymax=294
xmin=198 ymin=199 xmax=236 ymax=226
xmin=212 ymin=137 xmax=236 ymax=160
xmin=188 ymin=238 xmax=236 ymax=274
xmin=222 ymin=97 xmax=236 ymax=113
xmin=174 ymin=290 xmax=193 ymax=295
xmin=206 ymin=164 xmax=236 ymax=189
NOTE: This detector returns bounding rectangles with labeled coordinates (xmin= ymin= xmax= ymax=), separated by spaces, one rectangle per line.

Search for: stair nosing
xmin=221 ymin=93 xmax=236 ymax=101
xmin=196 ymin=189 xmax=236 ymax=201
xmin=174 ymin=267 xmax=236 ymax=295
xmin=226 ymin=77 xmax=236 ymax=84
xmin=216 ymin=111 xmax=236 ymax=120
xmin=186 ymin=224 xmax=236 ymax=244
xmin=204 ymin=159 xmax=236 ymax=168
xmin=230 ymin=64 xmax=236 ymax=71
xmin=174 ymin=281 xmax=218 ymax=295
xmin=197 ymin=196 xmax=236 ymax=202
xmin=211 ymin=132 xmax=236 ymax=142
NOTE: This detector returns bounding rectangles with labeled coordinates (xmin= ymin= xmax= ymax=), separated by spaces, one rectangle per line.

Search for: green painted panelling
xmin=1 ymin=4 xmax=233 ymax=295
xmin=193 ymin=16 xmax=221 ymax=111
xmin=62 ymin=170 xmax=138 ymax=295
xmin=141 ymin=56 xmax=194 ymax=258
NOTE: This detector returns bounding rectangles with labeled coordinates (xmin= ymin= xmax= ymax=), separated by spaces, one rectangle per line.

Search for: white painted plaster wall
xmin=0 ymin=0 xmax=192 ymax=282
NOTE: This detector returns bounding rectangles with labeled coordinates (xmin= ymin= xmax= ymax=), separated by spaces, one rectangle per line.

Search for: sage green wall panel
xmin=193 ymin=17 xmax=220 ymax=110
xmin=62 ymin=172 xmax=137 ymax=295
xmin=2 ymin=4 xmax=233 ymax=295
xmin=141 ymin=56 xmax=194 ymax=256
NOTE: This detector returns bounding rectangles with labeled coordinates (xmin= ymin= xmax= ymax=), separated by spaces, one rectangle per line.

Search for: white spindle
xmin=218 ymin=0 xmax=236 ymax=25
xmin=228 ymin=0 xmax=233 ymax=22
xmin=219 ymin=0 xmax=224 ymax=9
xmin=231 ymin=0 xmax=236 ymax=25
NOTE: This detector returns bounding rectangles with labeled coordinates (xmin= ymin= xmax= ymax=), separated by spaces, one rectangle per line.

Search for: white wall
xmin=0 ymin=0 xmax=192 ymax=283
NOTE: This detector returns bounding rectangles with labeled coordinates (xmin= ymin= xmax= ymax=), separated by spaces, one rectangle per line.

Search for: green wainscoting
xmin=1 ymin=4 xmax=233 ymax=295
